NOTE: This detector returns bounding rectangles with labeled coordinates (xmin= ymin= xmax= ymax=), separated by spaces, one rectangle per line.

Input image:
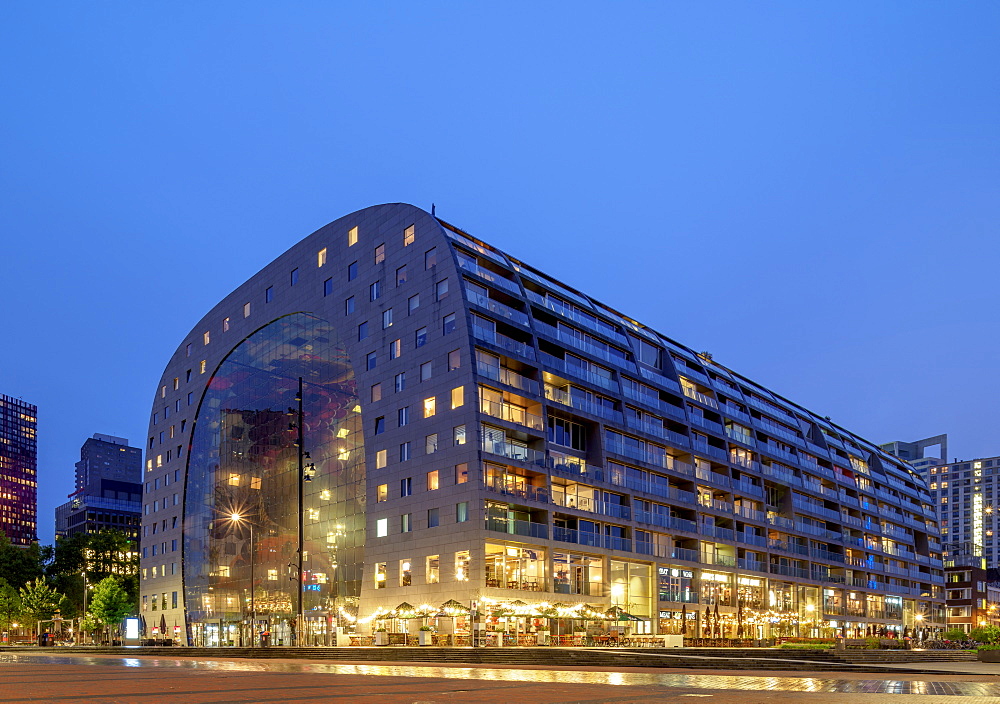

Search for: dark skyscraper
xmin=0 ymin=394 xmax=37 ymax=546
xmin=55 ymin=434 xmax=142 ymax=542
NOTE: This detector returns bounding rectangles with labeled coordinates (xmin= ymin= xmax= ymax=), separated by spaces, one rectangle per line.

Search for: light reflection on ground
xmin=1 ymin=653 xmax=998 ymax=696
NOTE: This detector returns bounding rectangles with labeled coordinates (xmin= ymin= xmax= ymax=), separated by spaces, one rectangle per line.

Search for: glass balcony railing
xmin=479 ymin=398 xmax=544 ymax=430
xmin=539 ymin=352 xmax=618 ymax=392
xmin=465 ymin=289 xmax=531 ymax=327
xmin=476 ymin=361 xmax=540 ymax=396
xmin=681 ymin=385 xmax=719 ymax=409
xmin=481 ymin=439 xmax=546 ymax=466
xmin=485 ymin=518 xmax=548 ymax=539
xmin=458 ymin=258 xmax=522 ymax=295
xmin=472 ymin=326 xmax=535 ymax=360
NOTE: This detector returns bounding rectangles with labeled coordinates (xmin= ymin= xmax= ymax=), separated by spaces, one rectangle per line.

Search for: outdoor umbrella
xmin=704 ymin=606 xmax=711 ymax=636
xmin=439 ymin=599 xmax=469 ymax=615
xmin=713 ymin=603 xmax=720 ymax=637
xmin=160 ymin=615 xmax=167 ymax=638
xmin=139 ymin=614 xmax=147 ymax=637
xmin=393 ymin=602 xmax=417 ymax=618
xmin=605 ymin=605 xmax=640 ymax=622
xmin=680 ymin=604 xmax=688 ymax=635
xmin=736 ymin=602 xmax=744 ymax=638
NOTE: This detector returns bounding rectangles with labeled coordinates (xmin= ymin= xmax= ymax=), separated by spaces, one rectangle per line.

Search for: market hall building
xmin=140 ymin=203 xmax=945 ymax=646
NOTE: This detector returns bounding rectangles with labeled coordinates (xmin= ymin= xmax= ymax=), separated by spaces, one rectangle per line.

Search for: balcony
xmin=479 ymin=398 xmax=544 ymax=431
xmin=486 ymin=482 xmax=550 ymax=504
xmin=545 ymin=386 xmax=624 ymax=424
xmin=458 ymin=258 xmax=522 ymax=295
xmin=539 ymin=352 xmax=617 ymax=392
xmin=465 ymin=289 xmax=531 ymax=327
xmin=481 ymin=439 xmax=546 ymax=466
xmin=737 ymin=532 xmax=768 ymax=547
xmin=622 ymin=385 xmax=686 ymax=420
xmin=476 ymin=361 xmax=541 ymax=396
xmin=534 ymin=321 xmax=633 ymax=370
xmin=700 ymin=523 xmax=735 ymax=541
xmin=720 ymin=404 xmax=752 ymax=424
xmin=605 ymin=437 xmax=691 ymax=475
xmin=681 ymin=385 xmax=719 ymax=409
xmin=525 ymin=289 xmax=630 ymax=345
xmin=472 ymin=326 xmax=535 ymax=360
xmin=553 ymin=527 xmax=631 ymax=552
xmin=738 ymin=558 xmax=767 ymax=572
xmin=734 ymin=505 xmax=766 ymax=523
xmin=614 ymin=474 xmax=695 ymax=503
xmin=725 ymin=427 xmax=756 ymax=447
xmin=486 ymin=518 xmax=548 ymax=539
xmin=692 ymin=439 xmax=728 ymax=461
xmin=732 ymin=480 xmax=764 ymax=498
xmin=770 ymin=563 xmax=809 ymax=579
xmin=690 ymin=415 xmax=724 ymax=435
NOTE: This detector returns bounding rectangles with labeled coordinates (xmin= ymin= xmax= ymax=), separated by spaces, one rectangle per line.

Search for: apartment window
xmin=394 ymin=372 xmax=406 ymax=392
xmin=436 ymin=278 xmax=449 ymax=300
xmin=456 ymin=462 xmax=469 ymax=484
xmin=374 ymin=416 xmax=386 ymax=435
xmin=401 ymin=477 xmax=413 ymax=497
xmin=426 ymin=434 xmax=438 ymax=455
xmin=345 ymin=296 xmax=355 ymax=315
xmin=200 ymin=360 xmax=207 ymax=374
xmin=443 ymin=313 xmax=456 ymax=335
xmin=396 ymin=265 xmax=407 ymax=286
xmin=426 ymin=555 xmax=440 ymax=583
xmin=399 ymin=442 xmax=411 ymax=461
xmin=451 ymin=386 xmax=465 ymax=409
xmin=265 ymin=286 xmax=273 ymax=303
xmin=375 ymin=243 xmax=385 ymax=264
xmin=243 ymin=302 xmax=251 ymax=318
xmin=370 ymin=281 xmax=381 ymax=301
xmin=454 ymin=425 xmax=467 ymax=446
xmin=371 ymin=383 xmax=383 ymax=402
xmin=222 ymin=318 xmax=230 ymax=332
xmin=348 ymin=261 xmax=358 ymax=280
xmin=367 ymin=352 xmax=377 ymax=370
xmin=398 ymin=407 xmax=410 ymax=427
xmin=348 ymin=225 xmax=358 ymax=246
xmin=415 ymin=327 xmax=428 ymax=347
xmin=203 ymin=331 xmax=210 ymax=345
xmin=448 ymin=349 xmax=461 ymax=371
xmin=421 ymin=361 xmax=432 ymax=381
xmin=358 ymin=322 xmax=369 ymax=340
xmin=376 ymin=449 xmax=387 ymax=469
xmin=375 ymin=562 xmax=387 ymax=587
xmin=324 ymin=278 xmax=333 ymax=296
xmin=404 ymin=224 xmax=415 ymax=246
xmin=423 ymin=397 xmax=436 ymax=418
xmin=377 ymin=483 xmax=388 ymax=502
xmin=427 ymin=469 xmax=439 ymax=489
xmin=427 ymin=508 xmax=440 ymax=528
xmin=318 ymin=248 xmax=328 ymax=267
xmin=185 ymin=343 xmax=192 ymax=357
xmin=408 ymin=294 xmax=420 ymax=314
xmin=187 ymin=392 xmax=193 ymax=405
xmin=400 ymin=559 xmax=412 ymax=585
xmin=401 ymin=514 xmax=412 ymax=533
xmin=425 ymin=247 xmax=438 ymax=269
xmin=383 ymin=309 xmax=393 ymax=329
xmin=290 ymin=268 xmax=299 ymax=285
xmin=456 ymin=502 xmax=469 ymax=522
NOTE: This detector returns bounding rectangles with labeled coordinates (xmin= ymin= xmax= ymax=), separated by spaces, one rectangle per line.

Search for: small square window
xmin=423 ymin=397 xmax=436 ymax=418
xmin=348 ymin=226 xmax=358 ymax=246
xmin=420 ymin=361 xmax=432 ymax=381
xmin=443 ymin=313 xmax=456 ymax=335
xmin=451 ymin=386 xmax=464 ymax=409
xmin=348 ymin=261 xmax=358 ymax=280
xmin=374 ymin=416 xmax=385 ymax=434
xmin=425 ymin=247 xmax=438 ymax=269
xmin=371 ymin=383 xmax=383 ymax=402
xmin=404 ymin=225 xmax=415 ymax=246
xmin=367 ymin=352 xmax=377 ymax=370
xmin=456 ymin=462 xmax=469 ymax=483
xmin=377 ymin=483 xmax=388 ymax=502
xmin=427 ymin=508 xmax=440 ymax=528
xmin=389 ymin=338 xmax=401 ymax=359
xmin=358 ymin=322 xmax=369 ymax=340
xmin=415 ymin=327 xmax=428 ymax=347
xmin=324 ymin=278 xmax=333 ymax=296
xmin=370 ymin=281 xmax=381 ymax=301
xmin=318 ymin=248 xmax=328 ymax=267
xmin=448 ymin=349 xmax=461 ymax=371
xmin=376 ymin=449 xmax=387 ymax=469
xmin=345 ymin=296 xmax=355 ymax=315
xmin=408 ymin=294 xmax=420 ymax=314
xmin=396 ymin=265 xmax=407 ymax=286
xmin=375 ymin=243 xmax=385 ymax=264
xmin=265 ymin=286 xmax=273 ymax=303
xmin=436 ymin=278 xmax=449 ymax=300
xmin=382 ymin=309 xmax=393 ymax=329
xmin=290 ymin=268 xmax=299 ymax=285
xmin=243 ymin=302 xmax=251 ymax=318
xmin=426 ymin=435 xmax=438 ymax=456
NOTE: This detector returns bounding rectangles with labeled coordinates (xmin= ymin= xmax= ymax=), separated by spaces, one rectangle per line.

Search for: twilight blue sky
xmin=1 ymin=3 xmax=998 ymax=544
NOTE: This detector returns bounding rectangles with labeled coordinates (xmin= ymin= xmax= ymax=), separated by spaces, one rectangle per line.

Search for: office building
xmin=55 ymin=434 xmax=143 ymax=542
xmin=0 ymin=394 xmax=37 ymax=546
xmin=142 ymin=203 xmax=945 ymax=646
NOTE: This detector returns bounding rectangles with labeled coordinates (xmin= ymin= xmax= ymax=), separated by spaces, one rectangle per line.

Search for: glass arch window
xmin=183 ymin=313 xmax=363 ymax=644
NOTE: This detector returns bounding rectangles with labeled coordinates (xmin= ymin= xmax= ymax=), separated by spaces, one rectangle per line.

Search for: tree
xmin=89 ymin=576 xmax=133 ymax=643
xmin=943 ymin=628 xmax=968 ymax=641
xmin=0 ymin=578 xmax=21 ymax=631
xmin=969 ymin=626 xmax=1000 ymax=644
xmin=0 ymin=535 xmax=44 ymax=590
xmin=18 ymin=578 xmax=61 ymax=632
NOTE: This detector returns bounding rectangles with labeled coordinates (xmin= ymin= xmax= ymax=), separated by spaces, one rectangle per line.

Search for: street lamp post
xmin=230 ymin=513 xmax=257 ymax=647
xmin=288 ymin=377 xmax=315 ymax=647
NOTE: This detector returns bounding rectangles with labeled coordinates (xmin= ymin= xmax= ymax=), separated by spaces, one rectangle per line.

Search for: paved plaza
xmin=2 ymin=653 xmax=1000 ymax=704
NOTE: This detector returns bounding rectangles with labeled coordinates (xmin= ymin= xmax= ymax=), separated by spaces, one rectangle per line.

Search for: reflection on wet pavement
xmin=1 ymin=653 xmax=998 ymax=697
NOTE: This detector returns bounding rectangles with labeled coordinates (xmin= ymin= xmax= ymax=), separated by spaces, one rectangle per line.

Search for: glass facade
xmin=183 ymin=313 xmax=363 ymax=645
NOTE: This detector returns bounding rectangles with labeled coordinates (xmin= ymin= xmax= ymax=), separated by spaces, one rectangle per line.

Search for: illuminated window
xmin=404 ymin=225 xmax=415 ymax=246
xmin=455 ymin=550 xmax=470 ymax=581
xmin=348 ymin=226 xmax=358 ymax=246
xmin=377 ymin=484 xmax=388 ymax=502
xmin=375 ymin=562 xmax=387 ymax=587
xmin=451 ymin=386 xmax=464 ymax=409
xmin=267 ymin=569 xmax=279 ymax=581
xmin=375 ymin=243 xmax=385 ymax=264
xmin=427 ymin=469 xmax=439 ymax=489
xmin=223 ymin=317 xmax=230 ymax=332
xmin=200 ymin=360 xmax=207 ymax=374
xmin=376 ymin=520 xmax=388 ymax=538
xmin=376 ymin=449 xmax=387 ymax=469
xmin=426 ymin=434 xmax=438 ymax=455
xmin=318 ymin=248 xmax=328 ymax=267
xmin=400 ymin=559 xmax=412 ymax=586
xmin=426 ymin=555 xmax=439 ymax=583
xmin=371 ymin=383 xmax=382 ymax=402
xmin=423 ymin=397 xmax=436 ymax=418
xmin=203 ymin=331 xmax=210 ymax=345
xmin=383 ymin=309 xmax=393 ymax=329
xmin=456 ymin=462 xmax=469 ymax=484
xmin=454 ymin=425 xmax=466 ymax=446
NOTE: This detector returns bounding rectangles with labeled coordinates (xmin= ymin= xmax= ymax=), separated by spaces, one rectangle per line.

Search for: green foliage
xmin=978 ymin=644 xmax=1000 ymax=651
xmin=0 ymin=535 xmax=44 ymax=590
xmin=969 ymin=626 xmax=1000 ymax=644
xmin=47 ymin=530 xmax=139 ymax=617
xmin=89 ymin=576 xmax=133 ymax=628
xmin=864 ymin=637 xmax=881 ymax=650
xmin=779 ymin=642 xmax=834 ymax=649
xmin=18 ymin=578 xmax=61 ymax=625
xmin=943 ymin=628 xmax=969 ymax=641
xmin=0 ymin=578 xmax=22 ymax=628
